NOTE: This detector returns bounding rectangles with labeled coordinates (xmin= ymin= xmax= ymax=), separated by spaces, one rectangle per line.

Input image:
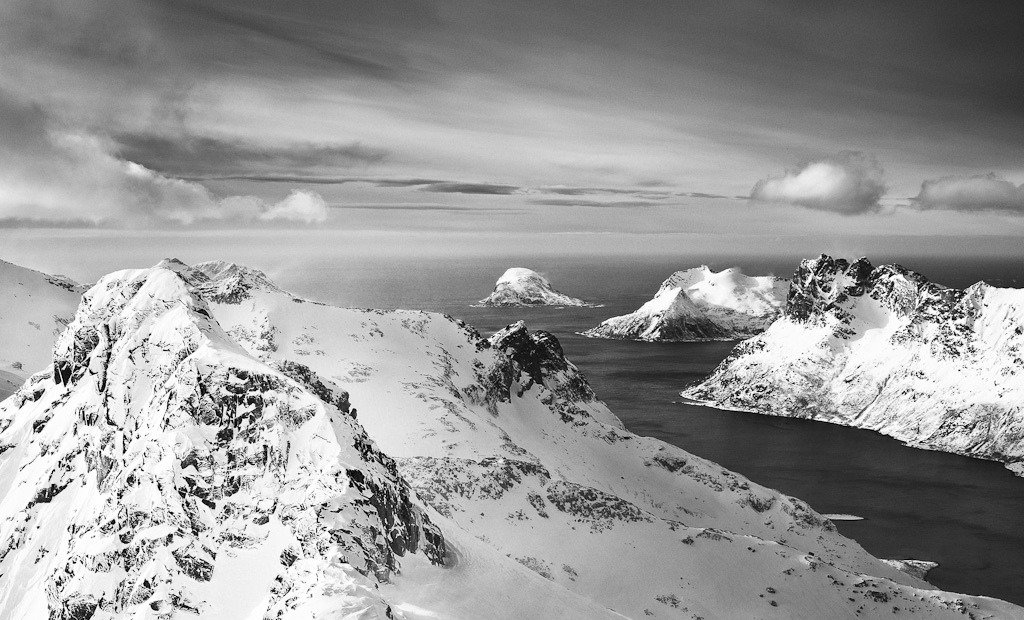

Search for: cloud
xmin=259 ymin=190 xmax=329 ymax=223
xmin=750 ymin=151 xmax=886 ymax=214
xmin=685 ymin=192 xmax=730 ymax=199
xmin=418 ymin=182 xmax=521 ymax=195
xmin=113 ymin=134 xmax=387 ymax=177
xmin=330 ymin=204 xmax=522 ymax=212
xmin=912 ymin=173 xmax=1024 ymax=212
xmin=0 ymin=90 xmax=328 ymax=226
xmin=530 ymin=199 xmax=663 ymax=208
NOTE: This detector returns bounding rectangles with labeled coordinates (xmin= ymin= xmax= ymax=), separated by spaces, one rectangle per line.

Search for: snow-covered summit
xmin=476 ymin=267 xmax=595 ymax=307
xmin=2 ymin=258 xmax=1021 ymax=618
xmin=583 ymin=265 xmax=787 ymax=341
xmin=0 ymin=264 xmax=449 ymax=618
xmin=684 ymin=254 xmax=1024 ymax=474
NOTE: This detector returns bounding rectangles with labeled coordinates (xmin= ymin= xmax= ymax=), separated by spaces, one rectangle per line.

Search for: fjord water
xmin=278 ymin=254 xmax=1024 ymax=605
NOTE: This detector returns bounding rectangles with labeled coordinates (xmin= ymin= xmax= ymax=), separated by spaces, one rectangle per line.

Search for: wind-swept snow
xmin=583 ymin=266 xmax=787 ymax=341
xmin=0 ymin=260 xmax=85 ymax=399
xmin=476 ymin=268 xmax=595 ymax=307
xmin=684 ymin=254 xmax=1024 ymax=475
xmin=1 ymin=257 xmax=1020 ymax=618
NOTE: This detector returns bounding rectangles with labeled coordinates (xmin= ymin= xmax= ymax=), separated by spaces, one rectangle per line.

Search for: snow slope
xmin=584 ymin=266 xmax=788 ymax=341
xmin=1 ymin=258 xmax=1020 ymax=618
xmin=0 ymin=260 xmax=85 ymax=399
xmin=476 ymin=267 xmax=595 ymax=307
xmin=683 ymin=254 xmax=1024 ymax=476
xmin=0 ymin=261 xmax=616 ymax=620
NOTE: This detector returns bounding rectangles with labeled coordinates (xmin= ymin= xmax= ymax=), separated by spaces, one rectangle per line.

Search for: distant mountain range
xmin=2 ymin=257 xmax=1015 ymax=617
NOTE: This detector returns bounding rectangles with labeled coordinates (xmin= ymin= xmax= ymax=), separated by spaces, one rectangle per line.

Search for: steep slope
xmin=0 ymin=259 xmax=85 ymax=399
xmin=683 ymin=254 xmax=1024 ymax=475
xmin=0 ymin=263 xmax=620 ymax=620
xmin=167 ymin=258 xmax=1020 ymax=619
xmin=584 ymin=266 xmax=788 ymax=341
xmin=476 ymin=267 xmax=595 ymax=307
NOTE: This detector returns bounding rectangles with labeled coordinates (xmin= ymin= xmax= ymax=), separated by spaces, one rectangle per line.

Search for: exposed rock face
xmin=684 ymin=254 xmax=1024 ymax=474
xmin=476 ymin=268 xmax=594 ymax=307
xmin=583 ymin=266 xmax=788 ymax=341
xmin=0 ymin=266 xmax=444 ymax=618
xmin=2 ymin=258 xmax=1021 ymax=618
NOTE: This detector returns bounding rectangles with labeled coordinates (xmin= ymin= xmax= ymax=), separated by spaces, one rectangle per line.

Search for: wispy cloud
xmin=0 ymin=90 xmax=331 ymax=227
xmin=113 ymin=134 xmax=387 ymax=177
xmin=330 ymin=204 xmax=524 ymax=213
xmin=418 ymin=182 xmax=521 ymax=195
xmin=530 ymin=199 xmax=665 ymax=208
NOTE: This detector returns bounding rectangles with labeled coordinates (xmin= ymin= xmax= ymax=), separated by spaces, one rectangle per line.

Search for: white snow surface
xmin=0 ymin=258 xmax=1021 ymax=619
xmin=476 ymin=267 xmax=594 ymax=307
xmin=683 ymin=254 xmax=1024 ymax=476
xmin=583 ymin=266 xmax=788 ymax=341
xmin=0 ymin=259 xmax=85 ymax=398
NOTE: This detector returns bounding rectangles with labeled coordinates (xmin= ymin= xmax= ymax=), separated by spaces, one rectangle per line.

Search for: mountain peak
xmin=477 ymin=267 xmax=595 ymax=307
xmin=686 ymin=253 xmax=1024 ymax=474
xmin=2 ymin=263 xmax=447 ymax=617
xmin=585 ymin=265 xmax=787 ymax=341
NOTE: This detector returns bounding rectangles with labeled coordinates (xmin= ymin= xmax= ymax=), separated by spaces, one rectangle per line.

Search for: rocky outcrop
xmin=0 ymin=265 xmax=445 ymax=617
xmin=684 ymin=254 xmax=1024 ymax=474
xmin=583 ymin=266 xmax=787 ymax=341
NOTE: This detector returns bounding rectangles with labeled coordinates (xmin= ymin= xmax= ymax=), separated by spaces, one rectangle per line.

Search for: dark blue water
xmin=277 ymin=254 xmax=1024 ymax=605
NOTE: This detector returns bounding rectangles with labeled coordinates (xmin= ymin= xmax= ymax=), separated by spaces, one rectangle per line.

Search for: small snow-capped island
xmin=476 ymin=267 xmax=595 ymax=307
xmin=583 ymin=265 xmax=788 ymax=341
xmin=683 ymin=254 xmax=1024 ymax=475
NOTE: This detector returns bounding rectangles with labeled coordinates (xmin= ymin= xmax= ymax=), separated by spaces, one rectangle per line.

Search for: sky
xmin=1 ymin=0 xmax=1023 ymax=257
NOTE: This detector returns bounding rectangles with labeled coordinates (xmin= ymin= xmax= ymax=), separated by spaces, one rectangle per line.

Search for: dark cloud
xmin=171 ymin=0 xmax=410 ymax=80
xmin=1 ymin=0 xmax=433 ymax=84
xmin=113 ymin=133 xmax=387 ymax=177
xmin=912 ymin=174 xmax=1024 ymax=212
xmin=373 ymin=178 xmax=447 ymax=187
xmin=181 ymin=176 xmax=520 ymax=195
xmin=530 ymin=199 xmax=664 ymax=208
xmin=685 ymin=192 xmax=731 ymax=200
xmin=750 ymin=152 xmax=886 ymax=214
xmin=330 ymin=204 xmax=523 ymax=213
xmin=418 ymin=182 xmax=520 ymax=195
xmin=540 ymin=186 xmax=665 ymax=196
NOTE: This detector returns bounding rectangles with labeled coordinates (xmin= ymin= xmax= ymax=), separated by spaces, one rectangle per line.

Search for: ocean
xmin=274 ymin=252 xmax=1024 ymax=605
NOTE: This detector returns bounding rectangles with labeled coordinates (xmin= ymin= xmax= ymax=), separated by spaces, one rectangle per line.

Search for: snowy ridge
xmin=1 ymin=258 xmax=1021 ymax=618
xmin=683 ymin=254 xmax=1024 ymax=475
xmin=476 ymin=267 xmax=595 ymax=307
xmin=583 ymin=266 xmax=787 ymax=341
xmin=0 ymin=260 xmax=86 ymax=399
xmin=0 ymin=265 xmax=451 ymax=618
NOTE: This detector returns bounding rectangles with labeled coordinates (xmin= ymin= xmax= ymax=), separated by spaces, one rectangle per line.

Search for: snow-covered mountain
xmin=476 ymin=267 xmax=595 ymax=307
xmin=1 ymin=258 xmax=1020 ymax=618
xmin=0 ymin=260 xmax=86 ymax=399
xmin=683 ymin=254 xmax=1024 ymax=476
xmin=583 ymin=266 xmax=788 ymax=341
